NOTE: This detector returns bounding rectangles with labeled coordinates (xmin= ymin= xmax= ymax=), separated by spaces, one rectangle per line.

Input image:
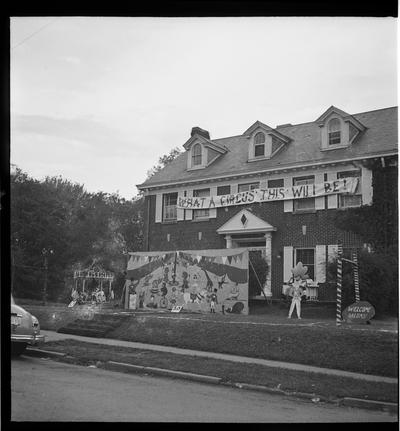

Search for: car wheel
xmin=11 ymin=342 xmax=27 ymax=356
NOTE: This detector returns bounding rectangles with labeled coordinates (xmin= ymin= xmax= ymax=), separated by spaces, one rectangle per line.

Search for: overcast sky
xmin=10 ymin=17 xmax=397 ymax=199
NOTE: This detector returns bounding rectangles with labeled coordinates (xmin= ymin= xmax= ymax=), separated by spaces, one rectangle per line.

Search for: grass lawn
xmin=38 ymin=339 xmax=398 ymax=404
xmin=108 ymin=314 xmax=398 ymax=377
xmin=23 ymin=302 xmax=398 ymax=377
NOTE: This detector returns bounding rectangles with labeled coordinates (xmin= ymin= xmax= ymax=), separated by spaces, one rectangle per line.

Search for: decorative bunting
xmin=221 ymin=256 xmax=228 ymax=265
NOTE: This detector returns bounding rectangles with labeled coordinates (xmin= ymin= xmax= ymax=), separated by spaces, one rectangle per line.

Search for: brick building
xmin=137 ymin=106 xmax=398 ymax=301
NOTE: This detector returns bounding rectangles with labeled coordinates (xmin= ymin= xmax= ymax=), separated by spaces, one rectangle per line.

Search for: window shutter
xmin=361 ymin=167 xmax=373 ymax=205
xmin=209 ymin=186 xmax=217 ymax=218
xmin=259 ymin=179 xmax=267 ymax=189
xmin=327 ymin=244 xmax=338 ymax=262
xmin=231 ymin=183 xmax=238 ymax=194
xmin=327 ymin=172 xmax=338 ymax=209
xmin=177 ymin=190 xmax=184 ymax=221
xmin=185 ymin=189 xmax=193 ymax=220
xmin=315 ymin=173 xmax=325 ymax=210
xmin=283 ymin=177 xmax=293 ymax=212
xmin=155 ymin=193 xmax=162 ymax=223
xmin=283 ymin=246 xmax=294 ymax=283
xmin=315 ymin=245 xmax=326 ymax=283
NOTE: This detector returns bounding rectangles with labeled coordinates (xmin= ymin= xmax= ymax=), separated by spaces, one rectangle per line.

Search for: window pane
xmin=295 ymin=198 xmax=315 ymax=211
xmin=338 ymin=170 xmax=362 ymax=207
xmin=163 ymin=193 xmax=177 ymax=221
xmin=339 ymin=194 xmax=362 ymax=208
xmin=254 ymin=144 xmax=265 ymax=157
xmin=254 ymin=132 xmax=265 ymax=144
xmin=296 ymin=248 xmax=315 ymax=280
xmin=328 ymin=119 xmax=341 ymax=145
xmin=328 ymin=118 xmax=341 ymax=132
xmin=192 ymin=144 xmax=202 ymax=166
xmin=193 ymin=188 xmax=210 ymax=218
xmin=217 ymin=185 xmax=231 ymax=196
xmin=238 ymin=182 xmax=259 ymax=192
xmin=193 ymin=188 xmax=210 ymax=197
xmin=329 ymin=131 xmax=341 ymax=145
xmin=293 ymin=176 xmax=315 ymax=211
xmin=267 ymin=178 xmax=284 ymax=188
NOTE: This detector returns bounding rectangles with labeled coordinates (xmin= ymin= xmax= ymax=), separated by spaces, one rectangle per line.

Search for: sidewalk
xmin=40 ymin=330 xmax=398 ymax=384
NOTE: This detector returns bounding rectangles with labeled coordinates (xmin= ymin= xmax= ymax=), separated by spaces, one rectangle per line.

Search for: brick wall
xmin=141 ymin=164 xmax=398 ymax=300
xmin=144 ymin=196 xmax=365 ymax=298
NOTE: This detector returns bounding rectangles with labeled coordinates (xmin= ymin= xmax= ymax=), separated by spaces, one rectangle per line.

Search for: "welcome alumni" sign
xmin=177 ymin=177 xmax=359 ymax=210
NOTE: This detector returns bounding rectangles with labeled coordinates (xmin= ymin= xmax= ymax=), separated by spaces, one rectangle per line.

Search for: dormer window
xmin=317 ymin=106 xmax=366 ymax=151
xmin=328 ymin=118 xmax=341 ymax=145
xmin=254 ymin=132 xmax=265 ymax=157
xmin=192 ymin=143 xmax=202 ymax=166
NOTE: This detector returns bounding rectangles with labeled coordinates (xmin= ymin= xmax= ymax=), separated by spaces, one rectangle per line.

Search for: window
xmin=217 ymin=185 xmax=231 ymax=196
xmin=293 ymin=176 xmax=315 ymax=212
xmin=193 ymin=188 xmax=210 ymax=219
xmin=162 ymin=193 xmax=177 ymax=221
xmin=328 ymin=118 xmax=341 ymax=145
xmin=254 ymin=132 xmax=265 ymax=157
xmin=238 ymin=182 xmax=260 ymax=192
xmin=267 ymin=178 xmax=284 ymax=188
xmin=337 ymin=170 xmax=362 ymax=208
xmin=295 ymin=248 xmax=315 ymax=281
xmin=192 ymin=144 xmax=202 ymax=166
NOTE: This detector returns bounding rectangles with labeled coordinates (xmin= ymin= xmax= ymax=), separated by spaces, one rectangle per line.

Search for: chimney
xmin=191 ymin=127 xmax=210 ymax=139
xmin=276 ymin=123 xmax=292 ymax=129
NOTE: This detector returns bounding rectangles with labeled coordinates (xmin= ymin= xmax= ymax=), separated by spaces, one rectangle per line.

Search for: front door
xmin=248 ymin=247 xmax=267 ymax=298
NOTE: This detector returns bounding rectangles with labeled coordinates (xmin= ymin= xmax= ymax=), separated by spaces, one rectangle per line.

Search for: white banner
xmin=177 ymin=177 xmax=358 ymax=210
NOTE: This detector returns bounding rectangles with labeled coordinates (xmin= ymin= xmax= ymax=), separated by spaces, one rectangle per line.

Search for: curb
xmin=105 ymin=360 xmax=222 ymax=384
xmin=220 ymin=381 xmax=331 ymax=403
xmin=24 ymin=349 xmax=398 ymax=414
xmin=340 ymin=397 xmax=398 ymax=414
xmin=25 ymin=347 xmax=67 ymax=359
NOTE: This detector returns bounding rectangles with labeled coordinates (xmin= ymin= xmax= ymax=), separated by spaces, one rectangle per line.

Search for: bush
xmin=327 ymin=250 xmax=398 ymax=316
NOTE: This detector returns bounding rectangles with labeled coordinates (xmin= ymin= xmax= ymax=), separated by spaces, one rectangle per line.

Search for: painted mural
xmin=126 ymin=248 xmax=249 ymax=314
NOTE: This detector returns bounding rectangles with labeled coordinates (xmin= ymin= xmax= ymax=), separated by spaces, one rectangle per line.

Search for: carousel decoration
xmin=70 ymin=264 xmax=115 ymax=306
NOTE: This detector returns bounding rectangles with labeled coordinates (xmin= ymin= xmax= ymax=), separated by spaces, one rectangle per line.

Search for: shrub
xmin=327 ymin=249 xmax=398 ymax=316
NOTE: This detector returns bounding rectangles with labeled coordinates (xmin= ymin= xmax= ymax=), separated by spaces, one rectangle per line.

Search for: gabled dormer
xmin=243 ymin=121 xmax=291 ymax=162
xmin=316 ymin=106 xmax=366 ymax=151
xmin=183 ymin=127 xmax=227 ymax=171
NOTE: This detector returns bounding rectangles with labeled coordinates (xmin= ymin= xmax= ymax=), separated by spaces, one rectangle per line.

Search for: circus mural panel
xmin=126 ymin=248 xmax=249 ymax=315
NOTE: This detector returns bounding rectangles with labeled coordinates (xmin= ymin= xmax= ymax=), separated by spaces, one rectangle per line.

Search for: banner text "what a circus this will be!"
xmin=177 ymin=177 xmax=358 ymax=210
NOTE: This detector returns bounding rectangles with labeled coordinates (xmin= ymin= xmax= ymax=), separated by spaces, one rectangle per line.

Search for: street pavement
xmin=11 ymin=356 xmax=396 ymax=422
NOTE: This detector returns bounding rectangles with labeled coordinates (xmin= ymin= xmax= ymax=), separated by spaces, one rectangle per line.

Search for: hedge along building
xmin=137 ymin=105 xmax=398 ymax=302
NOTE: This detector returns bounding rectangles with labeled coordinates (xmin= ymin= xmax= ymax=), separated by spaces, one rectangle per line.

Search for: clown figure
xmin=287 ymin=262 xmax=307 ymax=319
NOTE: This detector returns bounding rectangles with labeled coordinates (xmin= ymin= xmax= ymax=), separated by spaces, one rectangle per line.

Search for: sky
xmin=10 ymin=17 xmax=398 ymax=200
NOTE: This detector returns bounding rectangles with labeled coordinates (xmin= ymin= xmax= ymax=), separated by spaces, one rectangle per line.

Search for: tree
xmin=327 ymin=250 xmax=397 ymax=316
xmin=330 ymin=162 xmax=398 ymax=315
xmin=146 ymin=147 xmax=182 ymax=179
xmin=10 ymin=167 xmax=145 ymax=302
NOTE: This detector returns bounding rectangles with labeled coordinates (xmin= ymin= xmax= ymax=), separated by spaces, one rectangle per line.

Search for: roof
xmin=138 ymin=106 xmax=398 ymax=189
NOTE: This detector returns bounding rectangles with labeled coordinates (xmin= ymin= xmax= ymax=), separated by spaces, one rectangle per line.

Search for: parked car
xmin=11 ymin=295 xmax=45 ymax=356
